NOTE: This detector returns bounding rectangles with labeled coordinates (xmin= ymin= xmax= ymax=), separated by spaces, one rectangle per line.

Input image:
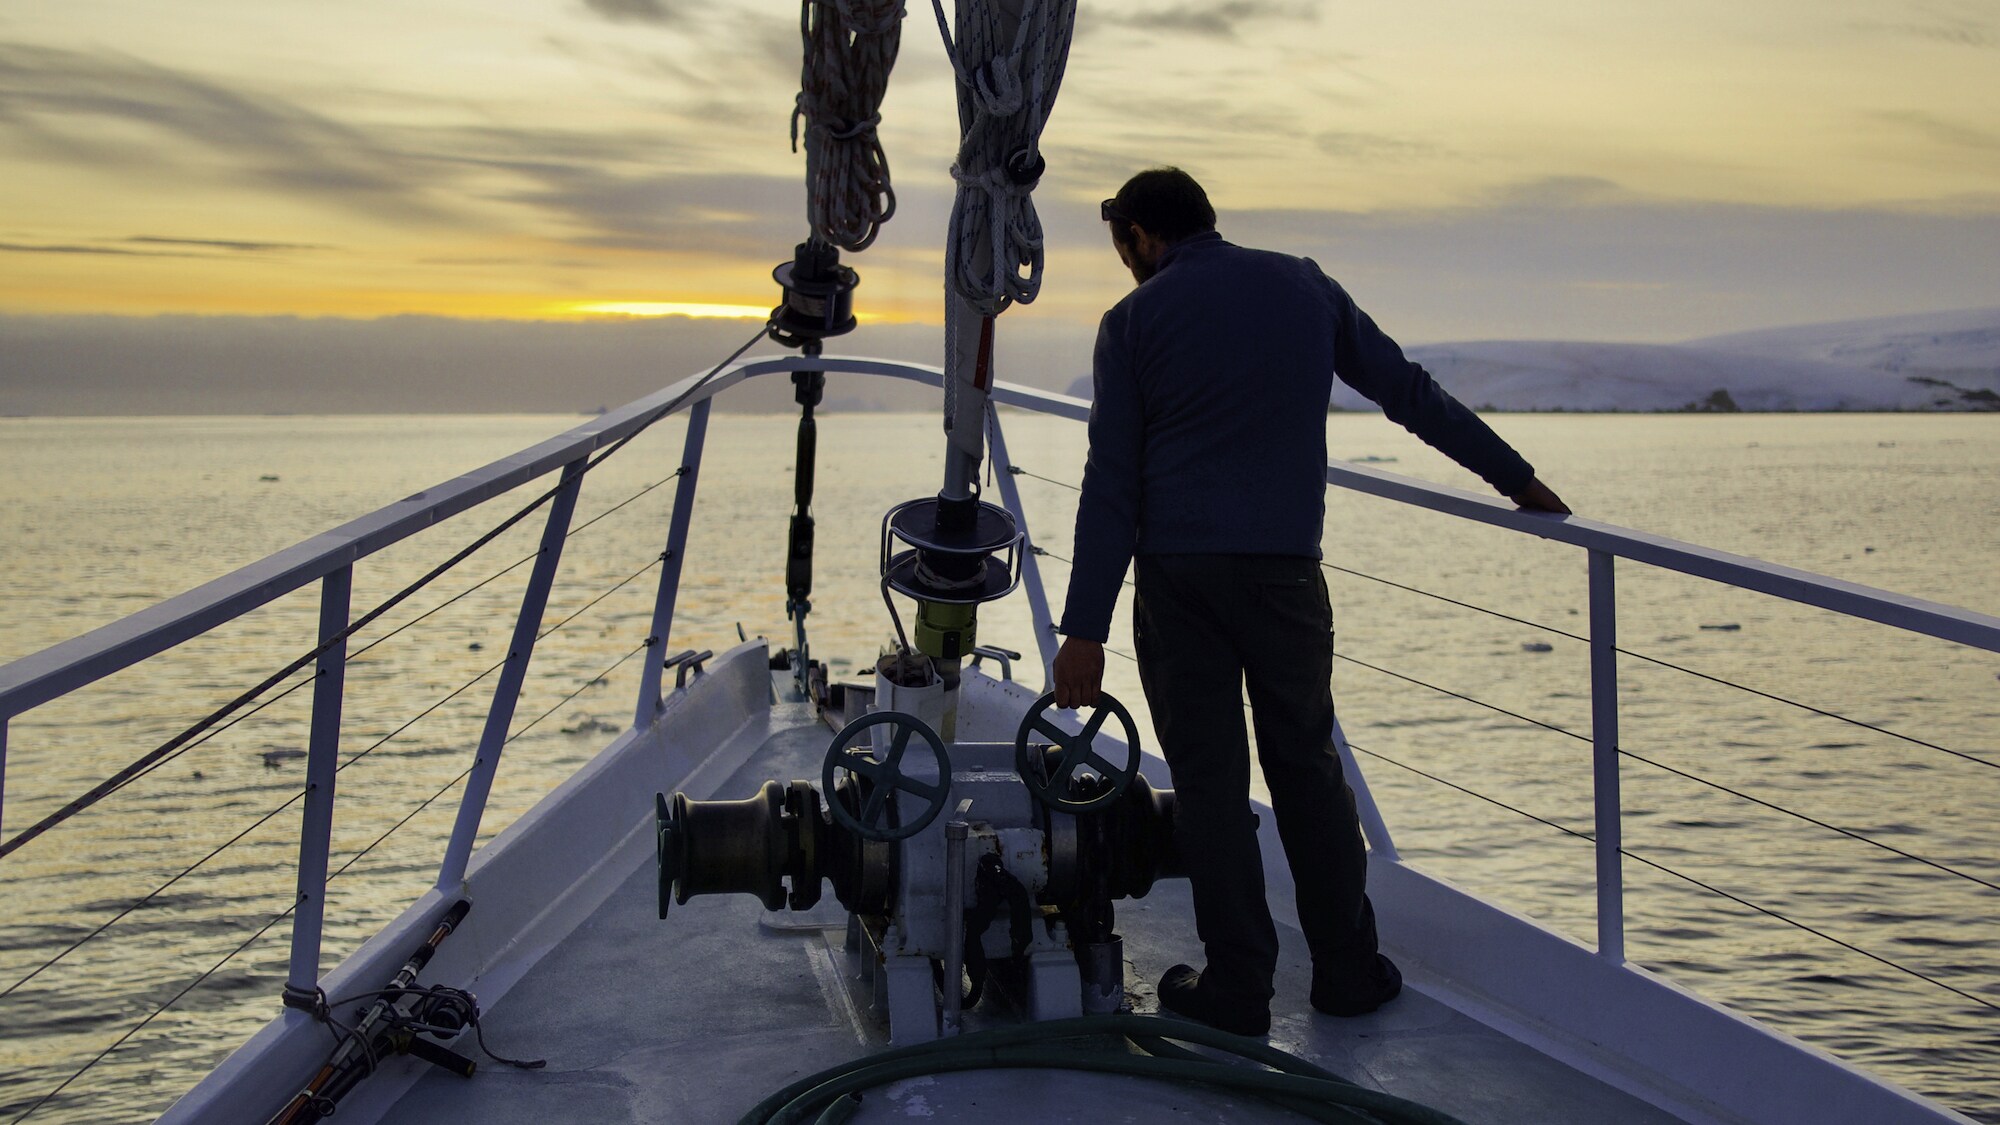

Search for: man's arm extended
xmin=1317 ymin=268 xmax=1548 ymax=501
xmin=1053 ymin=310 xmax=1144 ymax=710
xmin=1058 ymin=312 xmax=1145 ymax=641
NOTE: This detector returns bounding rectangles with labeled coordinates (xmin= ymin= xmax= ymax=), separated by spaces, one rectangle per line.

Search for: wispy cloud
xmin=1851 ymin=8 xmax=1993 ymax=48
xmin=0 ymin=236 xmax=322 ymax=257
xmin=126 ymin=236 xmax=326 ymax=253
xmin=1872 ymin=110 xmax=2000 ymax=154
xmin=0 ymin=40 xmax=788 ymax=255
xmin=1223 ymin=194 xmax=2000 ymax=341
xmin=494 ymin=167 xmax=807 ymax=254
xmin=1313 ymin=131 xmax=1451 ymax=163
xmin=1086 ymin=0 xmax=1316 ymax=41
xmin=0 ymin=240 xmax=197 ymax=257
xmin=0 ymin=43 xmax=448 ymax=222
xmin=580 ymin=0 xmax=680 ymax=26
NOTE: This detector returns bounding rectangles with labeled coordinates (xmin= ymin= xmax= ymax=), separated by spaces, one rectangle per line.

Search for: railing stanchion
xmin=635 ymin=400 xmax=711 ymax=726
xmin=285 ymin=565 xmax=352 ymax=1003
xmin=985 ymin=404 xmax=1059 ymax=689
xmin=437 ymin=458 xmax=588 ymax=891
xmin=1589 ymin=548 xmax=1625 ymax=963
xmin=0 ymin=714 xmax=11 ymax=842
xmin=1332 ymin=714 xmax=1397 ymax=860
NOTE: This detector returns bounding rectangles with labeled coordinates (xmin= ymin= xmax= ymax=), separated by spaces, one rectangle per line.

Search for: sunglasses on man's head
xmin=1100 ymin=198 xmax=1130 ymax=223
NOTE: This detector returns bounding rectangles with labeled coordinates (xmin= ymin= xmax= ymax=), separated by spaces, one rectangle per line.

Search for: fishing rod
xmin=270 ymin=899 xmax=477 ymax=1125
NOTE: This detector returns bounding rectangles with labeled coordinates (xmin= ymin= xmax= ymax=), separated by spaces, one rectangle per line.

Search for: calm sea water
xmin=0 ymin=411 xmax=1995 ymax=1123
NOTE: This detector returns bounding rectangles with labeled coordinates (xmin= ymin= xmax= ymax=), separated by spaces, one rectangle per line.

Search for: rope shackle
xmin=769 ymin=240 xmax=860 ymax=349
xmin=1003 ymin=147 xmax=1045 ymax=187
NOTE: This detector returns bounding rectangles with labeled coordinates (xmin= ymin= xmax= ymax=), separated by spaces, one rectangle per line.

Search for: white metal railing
xmin=4 ymin=354 xmax=1998 ymax=1113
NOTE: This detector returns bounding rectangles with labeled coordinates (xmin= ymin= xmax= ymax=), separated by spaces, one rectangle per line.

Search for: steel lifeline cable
xmin=1000 ymin=464 xmax=1999 ymax=1020
xmin=3 ymin=631 xmax=652 ymax=1124
xmin=1 ymin=471 xmax=688 ymax=1007
xmin=0 ymin=325 xmax=767 ymax=863
xmin=0 ymin=329 xmax=770 ymax=1121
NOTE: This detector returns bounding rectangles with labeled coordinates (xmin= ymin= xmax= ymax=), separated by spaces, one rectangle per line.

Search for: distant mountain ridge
xmin=1400 ymin=308 xmax=2000 ymax=412
xmin=6 ymin=307 xmax=1994 ymax=415
xmin=1063 ymin=308 xmax=2000 ymax=412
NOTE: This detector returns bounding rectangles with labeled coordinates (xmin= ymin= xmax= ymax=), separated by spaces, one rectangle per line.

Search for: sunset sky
xmin=3 ymin=0 xmax=1997 ymax=350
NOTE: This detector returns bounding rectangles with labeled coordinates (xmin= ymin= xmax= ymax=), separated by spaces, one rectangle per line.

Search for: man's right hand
xmin=1510 ymin=476 xmax=1571 ymax=514
xmin=1052 ymin=637 xmax=1105 ymax=709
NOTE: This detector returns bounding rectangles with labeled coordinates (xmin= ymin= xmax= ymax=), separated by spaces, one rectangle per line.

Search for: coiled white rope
xmin=929 ymin=0 xmax=1077 ymax=315
xmin=793 ymin=0 xmax=906 ymax=251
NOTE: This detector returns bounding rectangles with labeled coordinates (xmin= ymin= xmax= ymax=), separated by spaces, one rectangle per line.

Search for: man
xmin=1053 ymin=167 xmax=1568 ymax=1037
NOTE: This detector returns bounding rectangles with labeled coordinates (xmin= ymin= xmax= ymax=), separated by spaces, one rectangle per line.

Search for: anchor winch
xmin=655 ymin=686 xmax=1181 ymax=1043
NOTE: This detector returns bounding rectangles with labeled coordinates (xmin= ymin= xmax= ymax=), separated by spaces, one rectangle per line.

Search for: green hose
xmin=740 ymin=1013 xmax=1469 ymax=1125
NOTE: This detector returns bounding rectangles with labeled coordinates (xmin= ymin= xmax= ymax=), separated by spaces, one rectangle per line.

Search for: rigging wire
xmin=1099 ymin=590 xmax=2000 ymax=899
xmin=1005 ymin=461 xmax=1992 ymax=773
xmin=1006 ymin=464 xmax=1079 ymax=491
xmin=0 ymin=336 xmax=725 ymax=995
xmin=329 ymin=641 xmax=652 ymax=889
xmin=1345 ymin=739 xmax=2000 ymax=1016
xmin=0 ymin=546 xmax=672 ymax=999
xmin=0 ymin=323 xmax=767 ymax=863
xmin=4 ymin=904 xmax=298 ymax=1125
xmin=70 ymin=467 xmax=691 ymax=808
xmin=1317 ymin=559 xmax=1997 ymax=771
xmin=1092 ymin=637 xmax=2000 ymax=1017
xmin=1331 ymin=651 xmax=1582 ymax=742
xmin=1081 ymin=592 xmax=2000 ymax=902
xmin=5 ymin=642 xmax=650 ymax=1123
xmin=793 ymin=0 xmax=904 ymax=251
xmin=1332 ymin=651 xmax=2000 ymax=895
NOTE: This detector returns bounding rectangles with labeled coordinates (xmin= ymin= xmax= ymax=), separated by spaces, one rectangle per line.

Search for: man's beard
xmin=1113 ymin=231 xmax=1156 ymax=285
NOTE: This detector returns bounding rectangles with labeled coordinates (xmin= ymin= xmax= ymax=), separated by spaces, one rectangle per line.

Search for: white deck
xmin=156 ymin=643 xmax=1976 ymax=1125
xmin=369 ymin=695 xmax=1683 ymax=1125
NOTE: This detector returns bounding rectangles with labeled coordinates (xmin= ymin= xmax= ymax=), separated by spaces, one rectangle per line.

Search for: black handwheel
xmin=822 ymin=711 xmax=951 ymax=841
xmin=1014 ymin=691 xmax=1141 ymax=813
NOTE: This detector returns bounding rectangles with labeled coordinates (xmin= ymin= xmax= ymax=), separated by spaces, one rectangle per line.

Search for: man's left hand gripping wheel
xmin=1014 ymin=692 xmax=1141 ymax=813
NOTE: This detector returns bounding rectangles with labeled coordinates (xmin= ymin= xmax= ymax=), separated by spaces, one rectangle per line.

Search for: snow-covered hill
xmin=1408 ymin=308 xmax=2000 ymax=412
xmin=1687 ymin=308 xmax=2000 ymax=387
xmin=1066 ymin=309 xmax=2000 ymax=411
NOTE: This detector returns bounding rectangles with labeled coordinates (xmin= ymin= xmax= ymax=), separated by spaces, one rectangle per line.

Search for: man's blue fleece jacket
xmin=1058 ymin=231 xmax=1536 ymax=642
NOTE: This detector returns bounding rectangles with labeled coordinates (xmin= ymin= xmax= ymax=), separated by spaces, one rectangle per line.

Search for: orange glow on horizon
xmin=564 ymin=300 xmax=771 ymax=320
xmin=0 ymin=283 xmax=929 ymax=324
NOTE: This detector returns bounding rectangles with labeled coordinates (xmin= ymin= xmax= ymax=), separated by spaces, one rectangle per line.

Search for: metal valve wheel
xmin=821 ymin=710 xmax=951 ymax=841
xmin=1014 ymin=691 xmax=1141 ymax=813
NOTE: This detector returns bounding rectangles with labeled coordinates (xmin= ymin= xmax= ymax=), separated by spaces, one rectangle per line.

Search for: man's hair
xmin=1109 ymin=167 xmax=1216 ymax=244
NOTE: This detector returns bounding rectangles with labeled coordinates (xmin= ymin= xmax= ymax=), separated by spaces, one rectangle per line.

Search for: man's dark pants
xmin=1132 ymin=553 xmax=1381 ymax=1000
